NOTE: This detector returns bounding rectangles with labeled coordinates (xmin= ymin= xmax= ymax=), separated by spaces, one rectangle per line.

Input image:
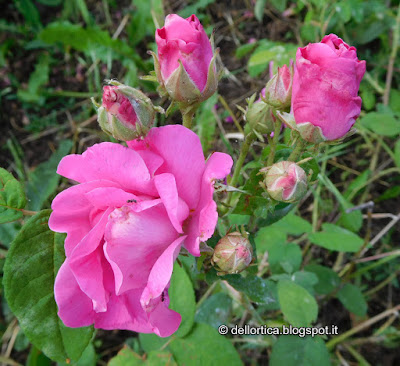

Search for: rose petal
xmin=49 ymin=180 xmax=118 ymax=257
xmin=104 ymin=204 xmax=179 ymax=295
xmin=128 ymin=125 xmax=205 ymax=209
xmin=184 ymin=152 xmax=233 ymax=256
xmin=69 ymin=207 xmax=113 ymax=312
xmin=55 ymin=259 xmax=95 ymax=328
xmin=140 ymin=235 xmax=186 ymax=306
xmin=57 ymin=142 xmax=156 ymax=196
xmin=154 ymin=173 xmax=189 ymax=233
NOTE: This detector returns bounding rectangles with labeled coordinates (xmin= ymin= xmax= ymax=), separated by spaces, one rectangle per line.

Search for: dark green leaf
xmin=0 ymin=167 xmax=27 ymax=224
xmin=337 ymin=283 xmax=367 ymax=317
xmin=195 ymin=293 xmax=232 ymax=329
xmin=14 ymin=0 xmax=41 ymax=28
xmin=224 ymin=274 xmax=279 ymax=307
xmin=169 ymin=263 xmax=196 ymax=338
xmin=3 ymin=210 xmax=93 ymax=362
xmin=304 ymin=264 xmax=340 ymax=295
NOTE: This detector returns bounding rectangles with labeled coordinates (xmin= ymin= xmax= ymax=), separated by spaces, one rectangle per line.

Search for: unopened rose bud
xmin=263 ymin=64 xmax=293 ymax=111
xmin=153 ymin=14 xmax=218 ymax=105
xmin=211 ymin=232 xmax=253 ymax=275
xmin=94 ymin=82 xmax=160 ymax=141
xmin=264 ymin=161 xmax=307 ymax=203
xmin=245 ymin=92 xmax=275 ymax=136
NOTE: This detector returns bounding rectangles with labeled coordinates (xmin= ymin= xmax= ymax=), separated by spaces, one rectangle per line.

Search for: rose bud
xmin=244 ymin=91 xmax=275 ymax=139
xmin=289 ymin=34 xmax=366 ymax=142
xmin=94 ymin=82 xmax=160 ymax=141
xmin=153 ymin=14 xmax=218 ymax=105
xmin=262 ymin=63 xmax=293 ymax=111
xmin=211 ymin=232 xmax=253 ymax=275
xmin=264 ymin=161 xmax=307 ymax=203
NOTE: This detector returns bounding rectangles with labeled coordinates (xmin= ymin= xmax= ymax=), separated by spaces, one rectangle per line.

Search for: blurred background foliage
xmin=1 ymin=0 xmax=400 ymax=365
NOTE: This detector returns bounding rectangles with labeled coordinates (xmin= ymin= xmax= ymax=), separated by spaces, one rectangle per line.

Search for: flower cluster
xmin=50 ymin=13 xmax=366 ymax=338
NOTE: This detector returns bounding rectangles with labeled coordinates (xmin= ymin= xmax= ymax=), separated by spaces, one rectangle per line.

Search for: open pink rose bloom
xmin=49 ymin=125 xmax=232 ymax=337
xmin=291 ymin=34 xmax=366 ymax=140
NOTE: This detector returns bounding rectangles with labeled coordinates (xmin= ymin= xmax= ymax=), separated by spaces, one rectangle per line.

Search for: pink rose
xmin=291 ymin=34 xmax=366 ymax=140
xmin=154 ymin=14 xmax=218 ymax=103
xmin=49 ymin=125 xmax=232 ymax=337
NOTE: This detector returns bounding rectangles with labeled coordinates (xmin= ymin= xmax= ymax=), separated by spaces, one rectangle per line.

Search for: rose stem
xmin=266 ymin=116 xmax=282 ymax=166
xmin=225 ymin=132 xmax=257 ymax=210
xmin=287 ymin=138 xmax=306 ymax=162
xmin=182 ymin=107 xmax=196 ymax=129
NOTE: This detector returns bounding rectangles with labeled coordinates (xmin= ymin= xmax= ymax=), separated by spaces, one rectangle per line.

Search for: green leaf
xmin=26 ymin=140 xmax=73 ymax=211
xmin=377 ymin=186 xmax=400 ymax=202
xmin=361 ymin=113 xmax=400 ymax=137
xmin=257 ymin=237 xmax=302 ymax=274
xmin=235 ymin=42 xmax=258 ymax=59
xmin=225 ymin=274 xmax=279 ymax=307
xmin=254 ymin=0 xmax=267 ymax=22
xmin=196 ymin=94 xmax=217 ymax=152
xmin=139 ymin=333 xmax=168 ymax=354
xmin=169 ymin=323 xmax=243 ymax=366
xmin=270 ymin=336 xmax=331 ymax=366
xmin=39 ymin=21 xmax=135 ymax=61
xmin=178 ymin=0 xmax=216 ymax=18
xmin=169 ymin=263 xmax=195 ymax=338
xmin=270 ymin=214 xmax=312 ymax=235
xmin=0 ymin=221 xmax=21 ymax=247
xmin=0 ymin=167 xmax=27 ymax=223
xmin=337 ymin=283 xmax=367 ymax=317
xmin=14 ymin=0 xmax=41 ymax=28
xmin=255 ymin=226 xmax=287 ymax=253
xmin=17 ymin=53 xmax=50 ymax=104
xmin=3 ymin=210 xmax=93 ymax=363
xmin=248 ymin=41 xmax=297 ymax=77
xmin=304 ymin=264 xmax=340 ymax=295
xmin=309 ymin=224 xmax=364 ymax=252
xmin=343 ymin=169 xmax=371 ymax=201
xmin=277 ymin=280 xmax=318 ymax=327
xmin=27 ymin=345 xmax=52 ymax=366
xmin=291 ymin=271 xmax=319 ymax=295
xmin=389 ymin=89 xmax=400 ymax=114
xmin=195 ymin=293 xmax=232 ymax=329
xmin=146 ymin=350 xmax=177 ymax=365
xmin=108 ymin=346 xmax=143 ymax=366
